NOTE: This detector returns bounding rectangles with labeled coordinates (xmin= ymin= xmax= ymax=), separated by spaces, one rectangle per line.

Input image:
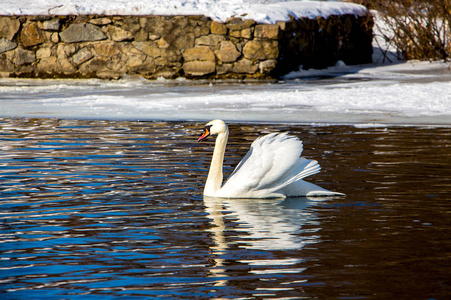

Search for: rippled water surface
xmin=1 ymin=118 xmax=450 ymax=299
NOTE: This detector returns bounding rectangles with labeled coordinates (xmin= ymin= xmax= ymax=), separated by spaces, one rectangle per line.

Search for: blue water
xmin=1 ymin=119 xmax=450 ymax=299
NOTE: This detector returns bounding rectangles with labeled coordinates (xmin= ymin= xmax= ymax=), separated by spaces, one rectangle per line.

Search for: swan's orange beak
xmin=198 ymin=126 xmax=211 ymax=142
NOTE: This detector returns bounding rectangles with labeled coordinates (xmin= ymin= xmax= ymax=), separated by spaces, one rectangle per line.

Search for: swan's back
xmin=216 ymin=133 xmax=321 ymax=198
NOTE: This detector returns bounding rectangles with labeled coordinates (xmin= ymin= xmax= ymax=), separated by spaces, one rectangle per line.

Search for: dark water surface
xmin=1 ymin=118 xmax=450 ymax=299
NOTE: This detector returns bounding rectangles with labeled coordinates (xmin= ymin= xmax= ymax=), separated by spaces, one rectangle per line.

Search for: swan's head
xmin=198 ymin=119 xmax=228 ymax=142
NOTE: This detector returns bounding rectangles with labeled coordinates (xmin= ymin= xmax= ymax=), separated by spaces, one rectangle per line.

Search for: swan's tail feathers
xmin=282 ymin=160 xmax=345 ymax=197
xmin=266 ymin=158 xmax=321 ymax=193
xmin=297 ymin=159 xmax=321 ymax=180
xmin=281 ymin=180 xmax=346 ymax=197
xmin=284 ymin=159 xmax=321 ymax=188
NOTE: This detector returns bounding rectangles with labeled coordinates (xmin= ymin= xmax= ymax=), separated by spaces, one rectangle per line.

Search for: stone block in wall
xmin=138 ymin=41 xmax=161 ymax=57
xmin=216 ymin=63 xmax=233 ymax=75
xmin=195 ymin=34 xmax=225 ymax=47
xmin=89 ymin=18 xmax=112 ymax=26
xmin=72 ymin=47 xmax=93 ymax=65
xmin=51 ymin=32 xmax=60 ymax=43
xmin=255 ymin=24 xmax=280 ymax=39
xmin=58 ymin=43 xmax=78 ymax=58
xmin=78 ymin=57 xmax=106 ymax=75
xmin=184 ymin=60 xmax=215 ymax=76
xmin=0 ymin=38 xmax=17 ymax=54
xmin=20 ymin=23 xmax=45 ymax=47
xmin=261 ymin=40 xmax=279 ymax=59
xmin=229 ymin=30 xmax=241 ymax=38
xmin=226 ymin=18 xmax=255 ymax=31
xmin=233 ymin=59 xmax=258 ymax=74
xmin=42 ymin=19 xmax=62 ymax=31
xmin=211 ymin=22 xmax=227 ymax=35
xmin=215 ymin=41 xmax=240 ymax=63
xmin=243 ymin=40 xmax=266 ymax=60
xmin=59 ymin=58 xmax=76 ymax=74
xmin=259 ymin=59 xmax=277 ymax=74
xmin=36 ymin=47 xmax=51 ymax=59
xmin=14 ymin=48 xmax=36 ymax=65
xmin=189 ymin=16 xmax=211 ymax=37
xmin=243 ymin=40 xmax=278 ymax=60
xmin=0 ymin=17 xmax=20 ymax=40
xmin=106 ymin=53 xmax=127 ymax=73
xmin=134 ymin=28 xmax=149 ymax=42
xmin=54 ymin=44 xmax=76 ymax=73
xmin=157 ymin=48 xmax=181 ymax=64
xmin=106 ymin=25 xmax=133 ymax=42
xmin=93 ymin=42 xmax=122 ymax=57
xmin=128 ymin=53 xmax=147 ymax=68
xmin=172 ymin=16 xmax=190 ymax=30
xmin=174 ymin=33 xmax=195 ymax=49
xmin=60 ymin=23 xmax=107 ymax=43
xmin=130 ymin=56 xmax=156 ymax=75
xmin=97 ymin=70 xmax=123 ymax=80
xmin=241 ymin=28 xmax=253 ymax=39
xmin=122 ymin=18 xmax=140 ymax=36
xmin=36 ymin=56 xmax=59 ymax=74
xmin=194 ymin=25 xmax=210 ymax=38
xmin=146 ymin=17 xmax=174 ymax=37
xmin=182 ymin=46 xmax=215 ymax=62
xmin=0 ymin=51 xmax=14 ymax=75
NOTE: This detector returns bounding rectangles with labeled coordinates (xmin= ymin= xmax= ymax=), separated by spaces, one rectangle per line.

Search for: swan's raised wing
xmin=217 ymin=133 xmax=320 ymax=198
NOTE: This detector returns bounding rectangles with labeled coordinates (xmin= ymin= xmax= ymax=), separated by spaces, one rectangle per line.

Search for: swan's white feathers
xmin=217 ymin=132 xmax=319 ymax=198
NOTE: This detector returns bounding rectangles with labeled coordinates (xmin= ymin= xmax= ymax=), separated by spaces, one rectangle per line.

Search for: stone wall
xmin=0 ymin=14 xmax=373 ymax=80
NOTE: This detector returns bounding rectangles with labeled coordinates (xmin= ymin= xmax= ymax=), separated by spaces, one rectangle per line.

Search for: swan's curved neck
xmin=204 ymin=129 xmax=229 ymax=196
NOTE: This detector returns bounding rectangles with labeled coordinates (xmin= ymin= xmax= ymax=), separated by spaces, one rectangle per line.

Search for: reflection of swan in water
xmin=204 ymin=196 xmax=326 ymax=252
xmin=198 ymin=120 xmax=344 ymax=198
xmin=204 ymin=196 xmax=333 ymax=280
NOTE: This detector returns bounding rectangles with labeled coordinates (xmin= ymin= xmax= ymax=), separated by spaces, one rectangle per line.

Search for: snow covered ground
xmin=0 ymin=0 xmax=450 ymax=126
xmin=1 ymin=60 xmax=450 ymax=125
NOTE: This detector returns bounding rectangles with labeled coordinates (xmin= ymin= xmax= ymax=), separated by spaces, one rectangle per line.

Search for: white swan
xmin=198 ymin=119 xmax=344 ymax=198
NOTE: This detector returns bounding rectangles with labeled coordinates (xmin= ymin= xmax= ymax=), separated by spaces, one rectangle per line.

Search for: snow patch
xmin=1 ymin=60 xmax=450 ymax=126
xmin=1 ymin=0 xmax=368 ymax=24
